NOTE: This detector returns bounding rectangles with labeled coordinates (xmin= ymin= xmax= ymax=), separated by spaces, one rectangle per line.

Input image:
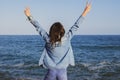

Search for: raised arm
xmin=66 ymin=1 xmax=91 ymax=40
xmin=24 ymin=7 xmax=49 ymax=41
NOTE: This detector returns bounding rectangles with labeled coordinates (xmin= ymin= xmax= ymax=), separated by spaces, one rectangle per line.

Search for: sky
xmin=0 ymin=0 xmax=120 ymax=35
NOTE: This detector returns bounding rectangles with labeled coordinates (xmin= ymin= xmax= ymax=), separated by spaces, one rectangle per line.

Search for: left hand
xmin=24 ymin=7 xmax=31 ymax=17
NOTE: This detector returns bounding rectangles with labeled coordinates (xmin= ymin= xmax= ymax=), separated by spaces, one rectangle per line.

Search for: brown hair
xmin=49 ymin=22 xmax=65 ymax=45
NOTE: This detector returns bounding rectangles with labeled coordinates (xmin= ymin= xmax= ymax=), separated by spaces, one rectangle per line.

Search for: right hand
xmin=24 ymin=7 xmax=31 ymax=17
xmin=82 ymin=1 xmax=91 ymax=17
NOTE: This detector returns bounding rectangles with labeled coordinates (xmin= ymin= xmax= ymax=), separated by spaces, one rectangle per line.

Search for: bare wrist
xmin=82 ymin=12 xmax=86 ymax=17
xmin=27 ymin=16 xmax=33 ymax=21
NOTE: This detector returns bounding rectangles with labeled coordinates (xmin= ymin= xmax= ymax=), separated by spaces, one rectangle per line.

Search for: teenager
xmin=24 ymin=2 xmax=91 ymax=80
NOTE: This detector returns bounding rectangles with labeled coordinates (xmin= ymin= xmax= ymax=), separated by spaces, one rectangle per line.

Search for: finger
xmin=88 ymin=0 xmax=92 ymax=5
xmin=25 ymin=7 xmax=29 ymax=11
xmin=86 ymin=0 xmax=88 ymax=6
xmin=24 ymin=8 xmax=27 ymax=12
xmin=26 ymin=7 xmax=29 ymax=11
xmin=27 ymin=7 xmax=30 ymax=10
xmin=90 ymin=0 xmax=92 ymax=4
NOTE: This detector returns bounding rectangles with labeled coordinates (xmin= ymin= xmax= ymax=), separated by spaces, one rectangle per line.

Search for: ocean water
xmin=0 ymin=35 xmax=120 ymax=80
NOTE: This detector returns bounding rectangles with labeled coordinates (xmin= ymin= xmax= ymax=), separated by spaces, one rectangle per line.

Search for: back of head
xmin=49 ymin=22 xmax=65 ymax=45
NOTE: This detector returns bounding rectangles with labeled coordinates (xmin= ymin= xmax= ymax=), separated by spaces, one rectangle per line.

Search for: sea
xmin=0 ymin=35 xmax=120 ymax=80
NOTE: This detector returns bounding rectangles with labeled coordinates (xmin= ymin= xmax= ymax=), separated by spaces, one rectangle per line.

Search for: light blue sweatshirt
xmin=28 ymin=15 xmax=84 ymax=69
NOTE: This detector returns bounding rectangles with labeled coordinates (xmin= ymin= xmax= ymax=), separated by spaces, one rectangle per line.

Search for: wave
xmin=79 ymin=45 xmax=120 ymax=48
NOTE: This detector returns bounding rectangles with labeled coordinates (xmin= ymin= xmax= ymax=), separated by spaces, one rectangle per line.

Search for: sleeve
xmin=38 ymin=49 xmax=46 ymax=66
xmin=28 ymin=16 xmax=49 ymax=42
xmin=69 ymin=46 xmax=75 ymax=66
xmin=66 ymin=15 xmax=84 ymax=40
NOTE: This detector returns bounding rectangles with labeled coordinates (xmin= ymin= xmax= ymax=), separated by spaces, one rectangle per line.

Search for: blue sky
xmin=0 ymin=0 xmax=120 ymax=35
